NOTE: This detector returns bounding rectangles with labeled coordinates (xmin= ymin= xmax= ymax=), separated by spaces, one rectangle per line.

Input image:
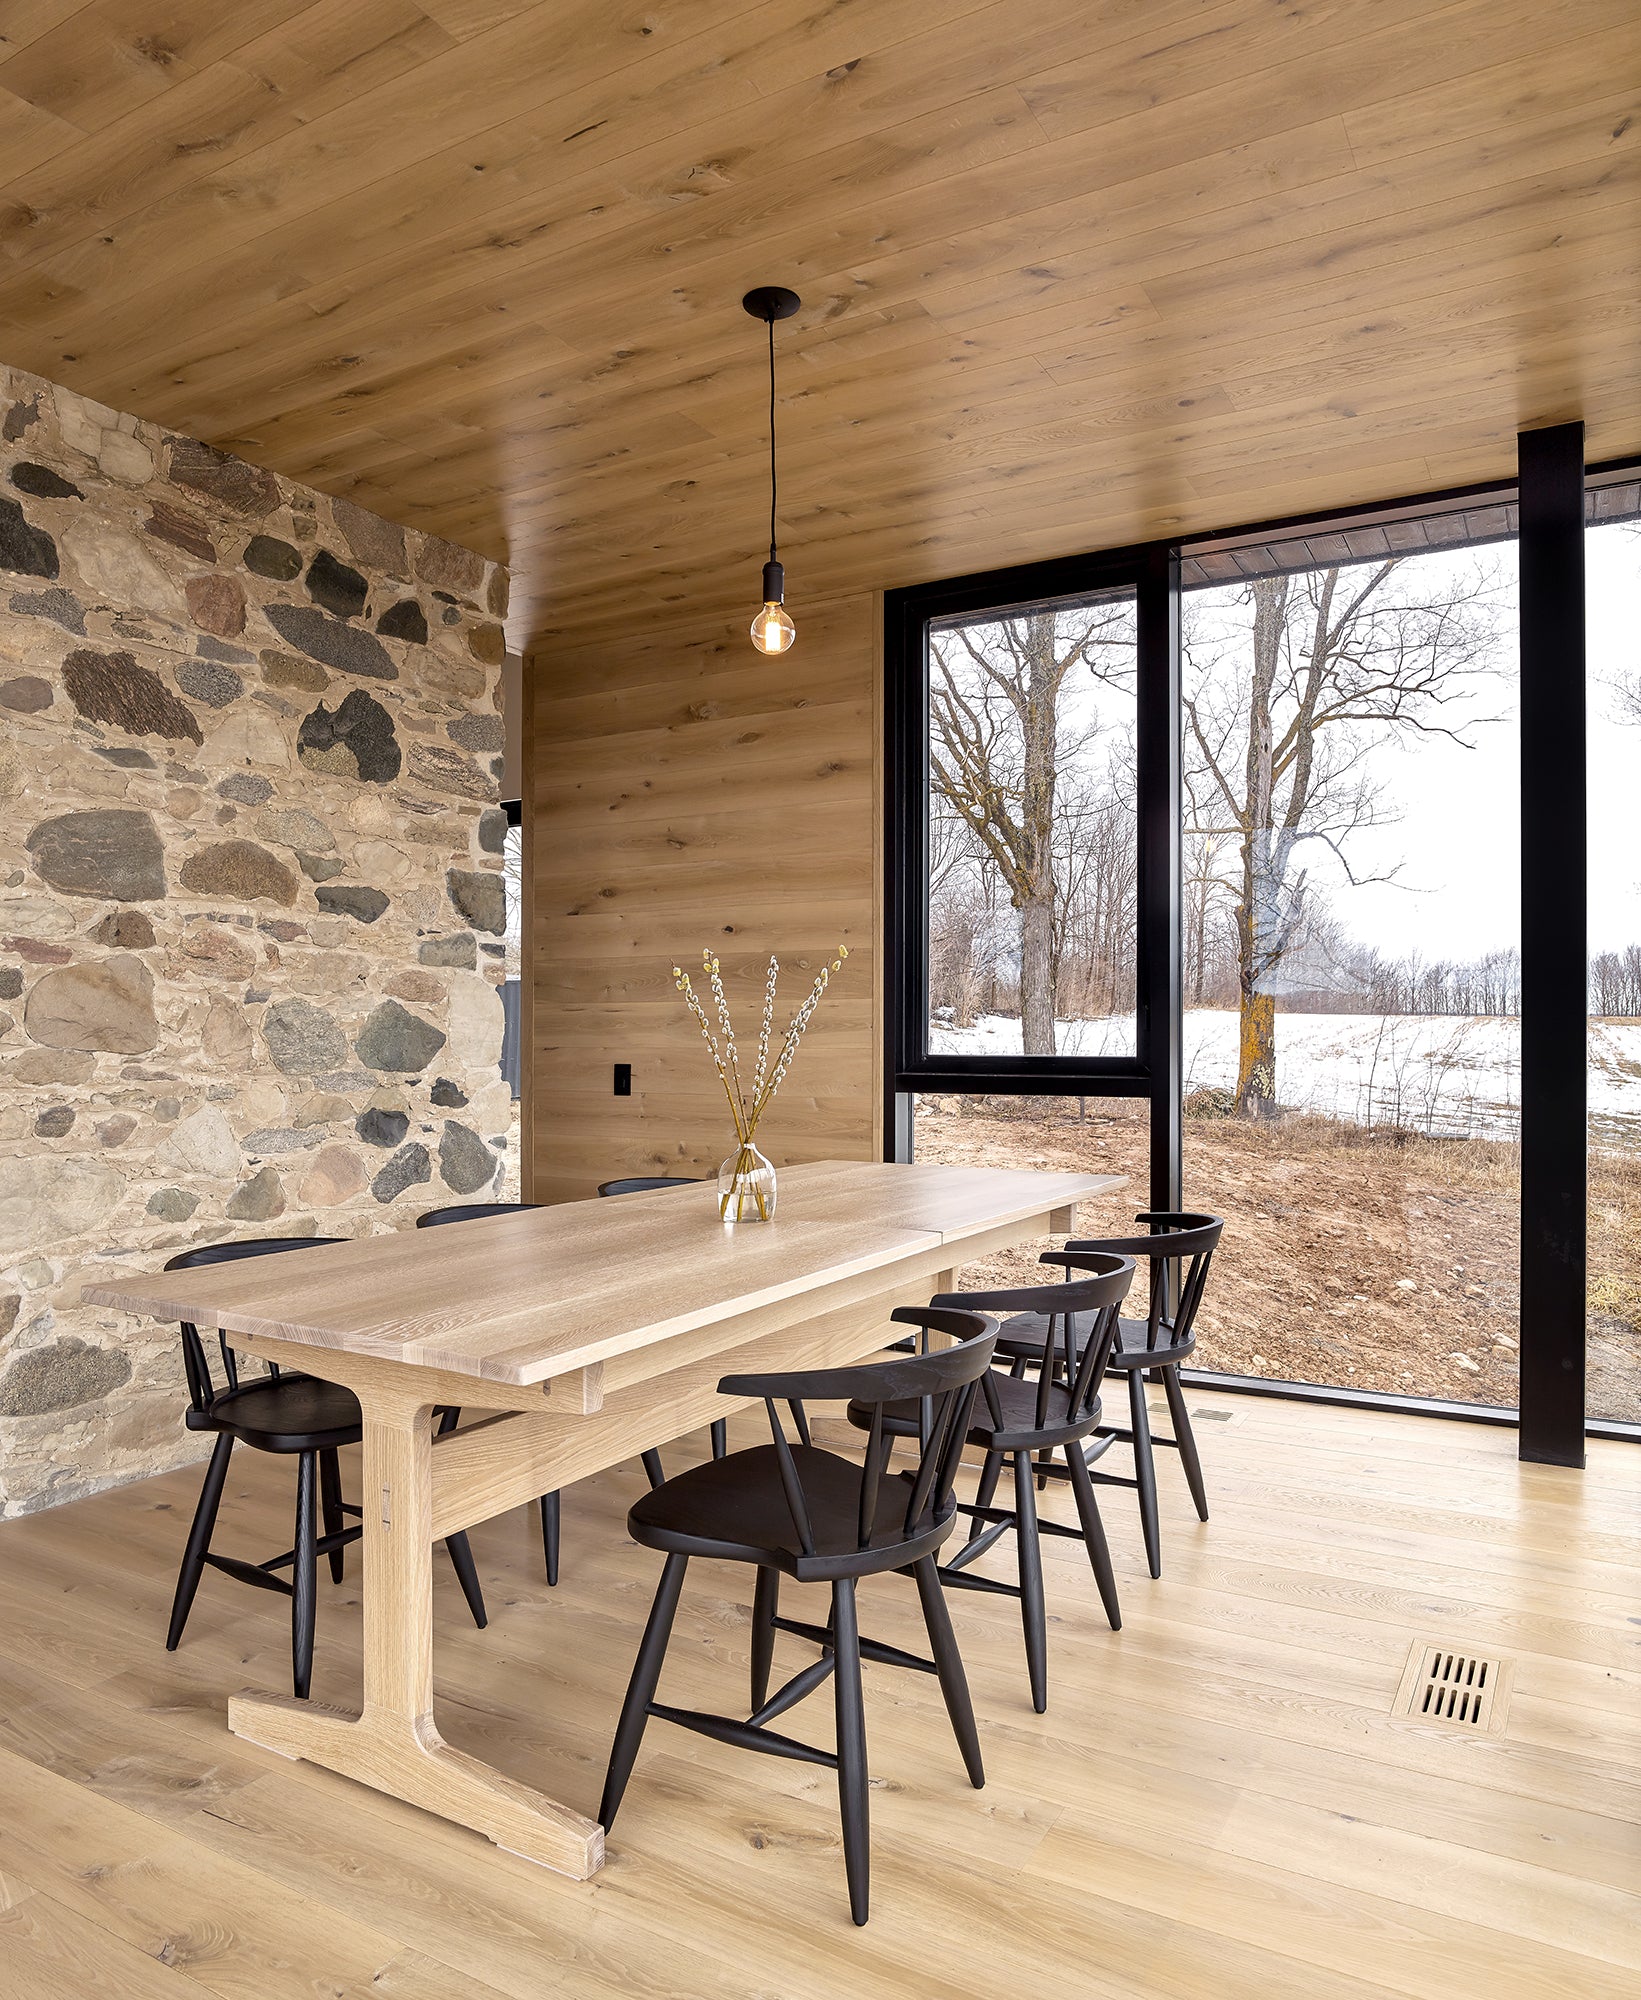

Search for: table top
xmin=85 ymin=1160 xmax=1125 ymax=1387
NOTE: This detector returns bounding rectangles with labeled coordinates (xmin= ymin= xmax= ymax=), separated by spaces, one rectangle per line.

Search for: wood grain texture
xmin=526 ymin=587 xmax=884 ymax=1204
xmin=0 ymin=1 xmax=1633 ymax=627
xmin=86 ymin=1162 xmax=1117 ymax=1385
xmin=0 ymin=1393 xmax=1636 ymax=1993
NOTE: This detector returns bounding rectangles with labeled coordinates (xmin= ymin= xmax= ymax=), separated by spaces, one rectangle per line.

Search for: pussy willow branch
xmin=673 ymin=946 xmax=850 ymax=1143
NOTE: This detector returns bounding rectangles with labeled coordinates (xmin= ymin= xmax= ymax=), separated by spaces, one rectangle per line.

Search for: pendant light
xmin=742 ymin=284 xmax=801 ymax=654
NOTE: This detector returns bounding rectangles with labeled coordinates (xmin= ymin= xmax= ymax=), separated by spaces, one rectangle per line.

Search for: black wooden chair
xmin=848 ymin=1253 xmax=1134 ymax=1714
xmin=600 ymin=1307 xmax=996 ymax=1926
xmin=164 ymin=1235 xmax=487 ymax=1699
xmin=992 ymin=1213 xmax=1222 ymax=1578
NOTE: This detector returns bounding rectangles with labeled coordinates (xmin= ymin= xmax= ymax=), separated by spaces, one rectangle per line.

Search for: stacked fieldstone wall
xmin=0 ymin=363 xmax=516 ymax=1516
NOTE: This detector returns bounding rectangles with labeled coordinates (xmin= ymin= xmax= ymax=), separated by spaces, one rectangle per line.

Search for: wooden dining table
xmin=87 ymin=1159 xmax=1124 ymax=1880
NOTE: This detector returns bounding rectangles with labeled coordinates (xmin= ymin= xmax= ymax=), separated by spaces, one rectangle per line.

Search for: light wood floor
xmin=0 ymin=1392 xmax=1637 ymax=2000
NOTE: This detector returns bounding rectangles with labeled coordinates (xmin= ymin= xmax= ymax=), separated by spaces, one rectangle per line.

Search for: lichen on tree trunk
xmin=1236 ymin=988 xmax=1277 ymax=1117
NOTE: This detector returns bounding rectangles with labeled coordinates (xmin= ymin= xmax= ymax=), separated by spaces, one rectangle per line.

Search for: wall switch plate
xmin=613 ymin=1063 xmax=632 ymax=1097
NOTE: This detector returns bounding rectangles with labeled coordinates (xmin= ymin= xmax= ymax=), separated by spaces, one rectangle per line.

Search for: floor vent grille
xmin=1392 ymin=1641 xmax=1512 ymax=1731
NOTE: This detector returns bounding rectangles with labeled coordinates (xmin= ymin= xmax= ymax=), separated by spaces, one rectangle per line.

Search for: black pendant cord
xmin=767 ymin=314 xmax=778 ymax=567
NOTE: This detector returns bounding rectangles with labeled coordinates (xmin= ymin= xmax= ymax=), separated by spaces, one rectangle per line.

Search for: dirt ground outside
xmin=913 ymin=1094 xmax=1641 ymax=1423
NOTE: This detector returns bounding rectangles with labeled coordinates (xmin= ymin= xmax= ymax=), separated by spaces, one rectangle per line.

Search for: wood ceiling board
xmin=1 ymin=0 xmax=1637 ymax=611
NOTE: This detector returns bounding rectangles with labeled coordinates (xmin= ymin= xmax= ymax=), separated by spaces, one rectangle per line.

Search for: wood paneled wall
xmin=524 ymin=590 xmax=880 ymax=1205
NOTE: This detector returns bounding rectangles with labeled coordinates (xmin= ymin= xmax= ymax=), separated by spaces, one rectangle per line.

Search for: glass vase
xmin=718 ymin=1140 xmax=777 ymax=1224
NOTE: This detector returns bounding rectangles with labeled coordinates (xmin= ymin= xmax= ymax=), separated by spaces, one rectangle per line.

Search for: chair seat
xmin=848 ymin=1370 xmax=1105 ymax=1455
xmin=195 ymin=1373 xmax=362 ymax=1452
xmin=993 ymin=1311 xmax=1194 ymax=1371
xmin=628 ymin=1443 xmax=956 ymax=1582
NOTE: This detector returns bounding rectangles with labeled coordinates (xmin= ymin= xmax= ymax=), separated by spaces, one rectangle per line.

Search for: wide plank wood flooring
xmin=0 ymin=1391 xmax=1637 ymax=1999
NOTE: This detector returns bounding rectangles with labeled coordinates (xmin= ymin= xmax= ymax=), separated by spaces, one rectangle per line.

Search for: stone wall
xmin=0 ymin=363 xmax=515 ymax=1516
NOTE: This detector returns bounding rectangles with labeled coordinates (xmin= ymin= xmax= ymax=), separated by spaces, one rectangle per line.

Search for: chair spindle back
xmin=718 ymin=1307 xmax=994 ymax=1556
xmin=1047 ymin=1212 xmax=1222 ymax=1353
xmin=163 ymin=1236 xmax=344 ymax=1411
xmin=933 ymin=1253 xmax=1135 ymax=1432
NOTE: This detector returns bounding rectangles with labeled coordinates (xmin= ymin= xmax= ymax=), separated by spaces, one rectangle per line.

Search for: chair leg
xmin=600 ymin=1552 xmax=688 ymax=1832
xmin=1128 ymin=1366 xmax=1162 ymax=1578
xmin=318 ymin=1447 xmax=345 ymax=1584
xmin=830 ymin=1576 xmax=870 ymax=1926
xmin=1163 ymin=1365 xmax=1210 ymax=1521
xmin=1064 ymin=1441 xmax=1122 ymax=1631
xmin=444 ymin=1531 xmax=487 ymax=1629
xmin=1012 ymin=1451 xmax=1048 ymax=1714
xmin=750 ymin=1567 xmax=779 ymax=1711
xmin=167 ymin=1432 xmax=233 ymax=1651
xmin=972 ymin=1447 xmax=1005 ymax=1516
xmin=538 ymin=1490 xmax=561 ymax=1586
xmin=292 ymin=1450 xmax=319 ymax=1700
xmin=640 ymin=1449 xmax=665 ymax=1490
xmin=710 ymin=1419 xmax=728 ymax=1459
xmin=913 ymin=1554 xmax=983 ymax=1788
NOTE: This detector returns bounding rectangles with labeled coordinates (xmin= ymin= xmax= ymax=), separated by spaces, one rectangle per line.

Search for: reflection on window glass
xmin=1181 ymin=531 xmax=1520 ymax=1404
xmin=1587 ymin=514 xmax=1641 ymax=1424
xmin=926 ymin=590 xmax=1137 ymax=1060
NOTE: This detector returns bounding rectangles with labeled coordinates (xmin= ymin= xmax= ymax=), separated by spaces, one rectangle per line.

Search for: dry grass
xmin=914 ymin=1094 xmax=1641 ymax=1421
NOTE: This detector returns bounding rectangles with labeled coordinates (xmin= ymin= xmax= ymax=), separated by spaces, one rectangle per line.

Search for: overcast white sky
xmin=1184 ymin=524 xmax=1641 ymax=963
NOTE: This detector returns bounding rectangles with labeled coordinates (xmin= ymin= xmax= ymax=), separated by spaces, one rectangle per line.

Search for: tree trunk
xmin=1236 ymin=988 xmax=1276 ymax=1115
xmin=1233 ymin=576 xmax=1287 ymax=1118
xmin=1019 ymin=889 xmax=1056 ymax=1054
xmin=1015 ymin=613 xmax=1060 ymax=1055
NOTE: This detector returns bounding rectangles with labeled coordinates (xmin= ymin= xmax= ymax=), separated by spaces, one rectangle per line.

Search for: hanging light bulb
xmin=742 ymin=285 xmax=801 ymax=655
xmin=752 ymin=558 xmax=795 ymax=655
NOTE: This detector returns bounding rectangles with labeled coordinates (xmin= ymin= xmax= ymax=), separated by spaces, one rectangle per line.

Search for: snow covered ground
xmin=929 ymin=1010 xmax=1641 ymax=1146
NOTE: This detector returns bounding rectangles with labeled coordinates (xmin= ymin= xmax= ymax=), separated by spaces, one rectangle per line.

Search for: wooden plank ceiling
xmin=0 ymin=0 xmax=1636 ymax=643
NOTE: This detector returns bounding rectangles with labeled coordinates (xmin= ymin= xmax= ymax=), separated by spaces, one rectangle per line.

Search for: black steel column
xmin=1138 ymin=542 xmax=1182 ymax=1214
xmin=1518 ymin=422 xmax=1586 ymax=1467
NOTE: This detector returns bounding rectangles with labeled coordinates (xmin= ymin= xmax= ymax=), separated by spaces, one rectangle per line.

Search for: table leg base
xmin=228 ymin=1692 xmax=605 ymax=1879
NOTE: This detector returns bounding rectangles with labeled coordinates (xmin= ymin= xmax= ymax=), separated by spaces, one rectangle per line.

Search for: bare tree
xmin=929 ymin=600 xmax=1132 ymax=1052
xmin=1184 ymin=559 xmax=1503 ymax=1116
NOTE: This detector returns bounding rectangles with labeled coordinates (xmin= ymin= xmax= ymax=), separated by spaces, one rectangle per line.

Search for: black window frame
xmin=884 ymin=446 xmax=1641 ymax=1463
xmin=885 ymin=541 xmax=1178 ymax=1145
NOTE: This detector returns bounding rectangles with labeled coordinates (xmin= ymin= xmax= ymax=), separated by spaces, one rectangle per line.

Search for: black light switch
xmin=613 ymin=1063 xmax=632 ymax=1097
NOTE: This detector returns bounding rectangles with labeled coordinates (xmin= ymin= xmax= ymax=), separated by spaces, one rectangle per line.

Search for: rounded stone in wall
xmin=445 ymin=869 xmax=505 ymax=935
xmin=244 ymin=535 xmax=302 ymax=581
xmin=356 ymin=1000 xmax=445 ymax=1074
xmin=0 ymin=1156 xmax=125 ymax=1258
xmin=297 ymin=688 xmax=400 ymax=783
xmin=23 ymin=952 xmax=158 ymax=1053
xmin=226 ymin=1164 xmax=285 ymax=1222
xmin=438 ymin=1121 xmax=496 ymax=1196
xmin=372 ymin=1142 xmax=431 ymax=1204
xmin=61 ymin=648 xmax=202 ymax=744
xmin=87 ymin=909 xmax=156 ymax=948
xmin=178 ymin=839 xmax=297 ymax=905
xmin=305 ymin=548 xmax=368 ymax=619
xmin=262 ymin=997 xmax=348 ymax=1076
xmin=0 ymin=1337 xmax=132 ymax=1417
xmin=27 ymin=808 xmax=166 ymax=902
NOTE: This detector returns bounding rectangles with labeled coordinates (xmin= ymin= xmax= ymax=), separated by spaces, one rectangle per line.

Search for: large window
xmin=1179 ymin=519 xmax=1520 ymax=1403
xmin=889 ymin=455 xmax=1639 ymax=1453
xmin=925 ymin=590 xmax=1138 ymax=1062
xmin=1587 ymin=498 xmax=1641 ymax=1425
